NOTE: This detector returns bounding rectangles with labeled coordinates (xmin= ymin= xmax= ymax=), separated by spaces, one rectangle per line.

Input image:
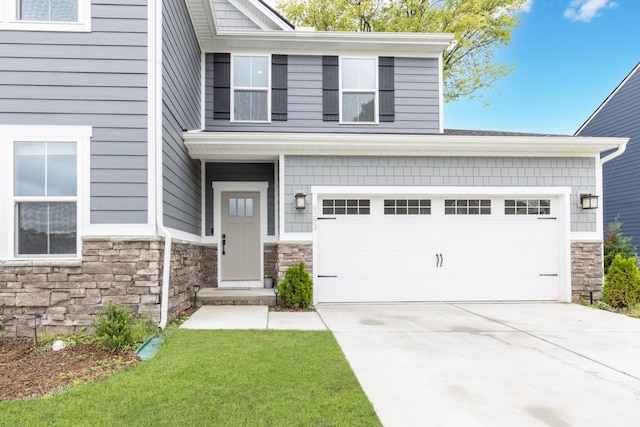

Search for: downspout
xmin=600 ymin=142 xmax=627 ymax=165
xmin=150 ymin=0 xmax=171 ymax=329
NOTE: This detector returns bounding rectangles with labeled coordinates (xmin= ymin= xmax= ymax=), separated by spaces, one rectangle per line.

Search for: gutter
xmin=158 ymin=221 xmax=172 ymax=329
xmin=600 ymin=142 xmax=627 ymax=165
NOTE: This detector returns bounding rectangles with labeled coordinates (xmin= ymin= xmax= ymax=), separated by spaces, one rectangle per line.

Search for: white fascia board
xmin=183 ymin=131 xmax=628 ymax=159
xmin=206 ymin=30 xmax=454 ymax=56
xmin=230 ymin=0 xmax=293 ymax=31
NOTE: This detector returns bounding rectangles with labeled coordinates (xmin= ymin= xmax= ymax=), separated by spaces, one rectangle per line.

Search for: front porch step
xmin=196 ymin=288 xmax=277 ymax=306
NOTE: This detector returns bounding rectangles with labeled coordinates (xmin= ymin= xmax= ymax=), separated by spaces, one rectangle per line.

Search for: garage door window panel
xmin=445 ymin=199 xmax=491 ymax=215
xmin=384 ymin=199 xmax=431 ymax=215
xmin=323 ymin=199 xmax=370 ymax=215
xmin=505 ymin=199 xmax=551 ymax=215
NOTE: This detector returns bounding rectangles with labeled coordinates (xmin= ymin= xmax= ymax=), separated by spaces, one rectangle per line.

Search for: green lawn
xmin=0 ymin=330 xmax=381 ymax=427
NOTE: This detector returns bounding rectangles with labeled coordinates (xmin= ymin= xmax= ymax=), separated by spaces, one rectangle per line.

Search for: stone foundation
xmin=275 ymin=242 xmax=313 ymax=283
xmin=0 ymin=238 xmax=215 ymax=338
xmin=571 ymin=240 xmax=604 ymax=302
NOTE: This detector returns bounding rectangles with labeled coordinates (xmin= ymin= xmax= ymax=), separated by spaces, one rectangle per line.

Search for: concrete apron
xmin=180 ymin=306 xmax=327 ymax=331
xmin=316 ymin=303 xmax=640 ymax=427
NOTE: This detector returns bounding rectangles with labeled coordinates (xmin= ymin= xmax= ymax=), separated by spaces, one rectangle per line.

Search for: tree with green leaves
xmin=276 ymin=0 xmax=526 ymax=103
xmin=604 ymin=218 xmax=637 ymax=274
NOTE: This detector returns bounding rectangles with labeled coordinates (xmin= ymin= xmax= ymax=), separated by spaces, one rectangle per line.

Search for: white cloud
xmin=521 ymin=0 xmax=534 ymax=13
xmin=563 ymin=0 xmax=618 ymax=22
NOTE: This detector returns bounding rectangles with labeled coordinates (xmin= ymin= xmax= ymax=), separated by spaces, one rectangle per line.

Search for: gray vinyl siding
xmin=0 ymin=0 xmax=148 ymax=224
xmin=212 ymin=0 xmax=261 ymax=30
xmin=162 ymin=0 xmax=202 ymax=235
xmin=205 ymin=163 xmax=276 ymax=236
xmin=578 ymin=66 xmax=640 ymax=247
xmin=284 ymin=156 xmax=596 ymax=233
xmin=205 ymin=55 xmax=440 ymax=133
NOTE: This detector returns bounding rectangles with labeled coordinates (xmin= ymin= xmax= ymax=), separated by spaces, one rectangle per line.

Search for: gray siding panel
xmin=0 ymin=0 xmax=149 ymax=225
xmin=578 ymin=66 xmax=640 ymax=247
xmin=161 ymin=0 xmax=202 ymax=235
xmin=284 ymin=156 xmax=596 ymax=233
xmin=205 ymin=55 xmax=441 ymax=133
xmin=211 ymin=0 xmax=261 ymax=30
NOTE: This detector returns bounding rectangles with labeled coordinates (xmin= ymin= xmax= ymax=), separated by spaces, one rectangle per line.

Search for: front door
xmin=221 ymin=192 xmax=261 ymax=284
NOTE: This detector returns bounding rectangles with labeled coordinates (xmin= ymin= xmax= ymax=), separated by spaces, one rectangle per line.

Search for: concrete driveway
xmin=316 ymin=303 xmax=640 ymax=427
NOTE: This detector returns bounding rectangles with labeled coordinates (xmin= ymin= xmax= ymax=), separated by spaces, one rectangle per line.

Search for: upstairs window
xmin=19 ymin=0 xmax=78 ymax=22
xmin=341 ymin=57 xmax=377 ymax=123
xmin=232 ymin=55 xmax=270 ymax=122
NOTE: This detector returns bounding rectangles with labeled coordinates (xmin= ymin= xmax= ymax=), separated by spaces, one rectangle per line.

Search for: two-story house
xmin=0 ymin=0 xmax=627 ymax=336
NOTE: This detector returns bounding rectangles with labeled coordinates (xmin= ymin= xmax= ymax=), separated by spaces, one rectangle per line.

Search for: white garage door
xmin=315 ymin=195 xmax=562 ymax=303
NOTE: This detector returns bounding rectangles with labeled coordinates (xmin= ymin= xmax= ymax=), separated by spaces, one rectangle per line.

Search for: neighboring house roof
xmin=444 ymin=129 xmax=569 ymax=137
xmin=575 ymin=62 xmax=640 ymax=135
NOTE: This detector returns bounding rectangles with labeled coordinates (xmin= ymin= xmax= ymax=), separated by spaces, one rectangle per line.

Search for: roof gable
xmin=576 ymin=62 xmax=640 ymax=135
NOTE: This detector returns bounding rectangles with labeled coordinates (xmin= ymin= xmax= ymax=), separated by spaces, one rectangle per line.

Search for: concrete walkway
xmin=179 ymin=305 xmax=327 ymax=330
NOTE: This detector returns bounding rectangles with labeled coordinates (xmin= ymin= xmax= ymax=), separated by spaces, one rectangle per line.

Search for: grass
xmin=0 ymin=330 xmax=381 ymax=427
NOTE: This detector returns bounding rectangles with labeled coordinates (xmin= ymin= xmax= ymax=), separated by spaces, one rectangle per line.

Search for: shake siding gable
xmin=0 ymin=0 xmax=149 ymax=224
xmin=162 ymin=0 xmax=202 ymax=235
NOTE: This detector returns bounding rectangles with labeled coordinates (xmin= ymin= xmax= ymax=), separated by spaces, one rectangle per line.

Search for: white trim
xmin=278 ymin=154 xmax=286 ymax=241
xmin=184 ymin=131 xmax=628 ymax=159
xmin=339 ymin=56 xmax=379 ymax=125
xmin=200 ymin=51 xmax=206 ymax=130
xmin=213 ymin=181 xmax=269 ymax=287
xmin=230 ymin=53 xmax=272 ymax=123
xmin=147 ymin=0 xmax=161 ymax=228
xmin=2 ymin=0 xmax=91 ymax=32
xmin=280 ymin=232 xmax=312 ymax=242
xmin=84 ymin=224 xmax=157 ymax=237
xmin=438 ymin=53 xmax=445 ymax=133
xmin=243 ymin=0 xmax=294 ymax=31
xmin=576 ymin=63 xmax=640 ymax=135
xmin=570 ymin=232 xmax=603 ymax=241
xmin=0 ymin=125 xmax=92 ymax=261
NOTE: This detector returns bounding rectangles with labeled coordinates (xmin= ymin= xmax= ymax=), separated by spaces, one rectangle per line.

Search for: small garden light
xmin=193 ymin=283 xmax=201 ymax=307
xmin=273 ymin=284 xmax=280 ymax=305
xmin=585 ymin=283 xmax=597 ymax=305
xmin=26 ymin=314 xmax=41 ymax=345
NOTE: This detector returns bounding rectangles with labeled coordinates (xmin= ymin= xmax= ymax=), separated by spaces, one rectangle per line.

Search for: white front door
xmin=220 ymin=192 xmax=261 ymax=285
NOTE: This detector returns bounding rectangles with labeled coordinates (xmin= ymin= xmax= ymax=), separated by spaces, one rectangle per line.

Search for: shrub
xmin=604 ymin=218 xmax=636 ymax=274
xmin=602 ymin=254 xmax=640 ymax=309
xmin=92 ymin=302 xmax=141 ymax=352
xmin=279 ymin=262 xmax=313 ymax=309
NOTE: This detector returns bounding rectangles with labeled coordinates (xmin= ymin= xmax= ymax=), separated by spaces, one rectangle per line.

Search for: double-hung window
xmin=341 ymin=57 xmax=378 ymax=123
xmin=13 ymin=141 xmax=78 ymax=256
xmin=232 ymin=55 xmax=270 ymax=122
xmin=19 ymin=0 xmax=78 ymax=22
xmin=1 ymin=0 xmax=91 ymax=31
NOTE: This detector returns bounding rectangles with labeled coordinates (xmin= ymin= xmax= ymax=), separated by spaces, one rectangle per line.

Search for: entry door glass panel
xmin=221 ymin=192 xmax=260 ymax=281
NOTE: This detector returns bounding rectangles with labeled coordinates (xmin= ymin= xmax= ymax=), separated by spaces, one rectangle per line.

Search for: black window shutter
xmin=379 ymin=56 xmax=395 ymax=122
xmin=272 ymin=55 xmax=288 ymax=121
xmin=322 ymin=56 xmax=339 ymax=121
xmin=213 ymin=53 xmax=230 ymax=120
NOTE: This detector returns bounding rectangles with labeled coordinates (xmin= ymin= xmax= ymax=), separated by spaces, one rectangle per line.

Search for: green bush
xmin=604 ymin=218 xmax=636 ymax=274
xmin=279 ymin=262 xmax=313 ymax=309
xmin=91 ymin=302 xmax=154 ymax=352
xmin=602 ymin=254 xmax=640 ymax=309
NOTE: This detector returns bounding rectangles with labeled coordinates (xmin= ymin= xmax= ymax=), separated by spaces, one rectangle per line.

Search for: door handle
xmin=439 ymin=253 xmax=443 ymax=267
xmin=222 ymin=234 xmax=226 ymax=255
xmin=435 ymin=253 xmax=443 ymax=268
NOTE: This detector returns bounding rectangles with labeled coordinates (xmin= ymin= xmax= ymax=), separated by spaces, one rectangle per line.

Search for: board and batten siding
xmin=162 ymin=0 xmax=202 ymax=235
xmin=0 ymin=0 xmax=148 ymax=224
xmin=578 ymin=65 xmax=640 ymax=247
xmin=283 ymin=155 xmax=596 ymax=233
xmin=205 ymin=55 xmax=440 ymax=133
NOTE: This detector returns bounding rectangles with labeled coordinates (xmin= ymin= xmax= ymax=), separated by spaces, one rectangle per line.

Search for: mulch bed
xmin=0 ymin=338 xmax=139 ymax=402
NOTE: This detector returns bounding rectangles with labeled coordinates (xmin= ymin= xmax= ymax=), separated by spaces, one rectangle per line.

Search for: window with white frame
xmin=0 ymin=0 xmax=90 ymax=31
xmin=341 ymin=57 xmax=377 ymax=123
xmin=19 ymin=0 xmax=78 ymax=22
xmin=13 ymin=141 xmax=78 ymax=256
xmin=232 ymin=55 xmax=270 ymax=122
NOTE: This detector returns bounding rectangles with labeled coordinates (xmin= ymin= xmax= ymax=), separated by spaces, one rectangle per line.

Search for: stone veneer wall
xmin=264 ymin=244 xmax=278 ymax=281
xmin=571 ymin=241 xmax=604 ymax=302
xmin=0 ymin=238 xmax=215 ymax=338
xmin=276 ymin=242 xmax=313 ymax=283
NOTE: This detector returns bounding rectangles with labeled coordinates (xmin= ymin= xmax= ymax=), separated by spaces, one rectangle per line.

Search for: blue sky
xmin=444 ymin=0 xmax=640 ymax=135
